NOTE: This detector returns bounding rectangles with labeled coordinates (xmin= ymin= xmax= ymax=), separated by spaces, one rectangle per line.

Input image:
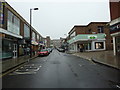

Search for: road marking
xmin=9 ymin=71 xmax=36 ymax=75
xmin=0 ymin=62 xmax=27 ymax=78
xmin=116 ymin=85 xmax=120 ymax=88
xmin=78 ymin=64 xmax=82 ymax=67
xmin=8 ymin=64 xmax=41 ymax=76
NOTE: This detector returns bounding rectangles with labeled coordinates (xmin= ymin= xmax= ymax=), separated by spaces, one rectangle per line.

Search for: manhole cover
xmin=50 ymin=61 xmax=60 ymax=64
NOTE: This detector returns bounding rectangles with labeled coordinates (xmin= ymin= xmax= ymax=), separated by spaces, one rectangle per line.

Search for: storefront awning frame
xmin=0 ymin=28 xmax=23 ymax=39
xmin=68 ymin=34 xmax=106 ymax=44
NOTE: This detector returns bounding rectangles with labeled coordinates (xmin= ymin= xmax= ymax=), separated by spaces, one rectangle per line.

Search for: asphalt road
xmin=2 ymin=49 xmax=120 ymax=88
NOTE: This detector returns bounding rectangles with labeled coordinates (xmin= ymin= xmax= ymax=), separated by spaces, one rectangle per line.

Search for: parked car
xmin=38 ymin=49 xmax=49 ymax=56
xmin=47 ymin=48 xmax=53 ymax=54
xmin=57 ymin=48 xmax=65 ymax=52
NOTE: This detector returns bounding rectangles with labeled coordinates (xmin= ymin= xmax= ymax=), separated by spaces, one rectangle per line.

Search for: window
xmin=24 ymin=24 xmax=30 ymax=39
xmin=32 ymin=32 xmax=36 ymax=41
xmin=98 ymin=26 xmax=104 ymax=33
xmin=95 ymin=42 xmax=104 ymax=49
xmin=88 ymin=29 xmax=91 ymax=33
xmin=0 ymin=2 xmax=4 ymax=27
xmin=7 ymin=10 xmax=20 ymax=35
xmin=37 ymin=34 xmax=39 ymax=41
xmin=2 ymin=39 xmax=13 ymax=59
xmin=111 ymin=40 xmax=113 ymax=43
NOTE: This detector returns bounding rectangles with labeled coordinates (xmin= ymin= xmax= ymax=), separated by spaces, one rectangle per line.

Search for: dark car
xmin=38 ymin=49 xmax=49 ymax=56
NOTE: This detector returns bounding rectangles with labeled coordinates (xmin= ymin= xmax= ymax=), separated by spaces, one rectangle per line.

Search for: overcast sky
xmin=6 ymin=0 xmax=110 ymax=39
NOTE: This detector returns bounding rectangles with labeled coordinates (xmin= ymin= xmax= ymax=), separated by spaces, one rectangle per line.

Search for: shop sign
xmin=110 ymin=23 xmax=120 ymax=33
xmin=88 ymin=35 xmax=97 ymax=40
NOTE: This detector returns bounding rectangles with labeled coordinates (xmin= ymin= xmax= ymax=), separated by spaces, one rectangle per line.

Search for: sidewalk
xmin=72 ymin=50 xmax=120 ymax=70
xmin=0 ymin=55 xmax=38 ymax=74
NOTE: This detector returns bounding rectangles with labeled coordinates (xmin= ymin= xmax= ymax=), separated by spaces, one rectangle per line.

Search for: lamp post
xmin=30 ymin=8 xmax=38 ymax=58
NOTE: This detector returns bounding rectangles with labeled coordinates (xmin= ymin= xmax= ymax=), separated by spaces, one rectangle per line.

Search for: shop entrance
xmin=13 ymin=44 xmax=17 ymax=58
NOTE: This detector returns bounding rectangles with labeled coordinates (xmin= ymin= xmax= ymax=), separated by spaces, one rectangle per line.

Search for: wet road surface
xmin=2 ymin=50 xmax=120 ymax=88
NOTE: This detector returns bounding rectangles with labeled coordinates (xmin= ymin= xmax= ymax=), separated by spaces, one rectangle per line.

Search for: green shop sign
xmin=88 ymin=35 xmax=97 ymax=39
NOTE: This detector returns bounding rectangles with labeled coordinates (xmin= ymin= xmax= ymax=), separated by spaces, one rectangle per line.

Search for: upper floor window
xmin=24 ymin=24 xmax=30 ymax=39
xmin=7 ymin=10 xmax=20 ymax=35
xmin=37 ymin=34 xmax=39 ymax=41
xmin=88 ymin=29 xmax=91 ymax=33
xmin=32 ymin=32 xmax=36 ymax=41
xmin=98 ymin=26 xmax=104 ymax=33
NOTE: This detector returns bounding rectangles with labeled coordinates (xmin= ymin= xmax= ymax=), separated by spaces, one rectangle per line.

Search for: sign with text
xmin=110 ymin=22 xmax=120 ymax=34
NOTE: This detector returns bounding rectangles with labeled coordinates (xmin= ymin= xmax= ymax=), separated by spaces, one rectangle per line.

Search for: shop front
xmin=110 ymin=18 xmax=120 ymax=56
xmin=31 ymin=40 xmax=39 ymax=57
xmin=0 ymin=28 xmax=23 ymax=60
xmin=68 ymin=34 xmax=106 ymax=52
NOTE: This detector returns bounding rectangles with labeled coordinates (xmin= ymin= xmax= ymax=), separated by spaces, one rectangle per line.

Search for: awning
xmin=68 ymin=34 xmax=106 ymax=44
xmin=0 ymin=28 xmax=23 ymax=39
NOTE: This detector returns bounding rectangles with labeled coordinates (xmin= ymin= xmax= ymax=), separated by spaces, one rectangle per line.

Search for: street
xmin=2 ymin=49 xmax=120 ymax=88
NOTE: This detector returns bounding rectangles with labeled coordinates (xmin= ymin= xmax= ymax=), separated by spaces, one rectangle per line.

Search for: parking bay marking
xmin=9 ymin=64 xmax=42 ymax=75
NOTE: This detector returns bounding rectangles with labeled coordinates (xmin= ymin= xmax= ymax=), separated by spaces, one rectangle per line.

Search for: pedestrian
xmin=80 ymin=44 xmax=83 ymax=52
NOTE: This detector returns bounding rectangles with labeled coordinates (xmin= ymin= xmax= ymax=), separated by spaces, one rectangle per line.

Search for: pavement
xmin=0 ymin=55 xmax=38 ymax=74
xmin=71 ymin=50 xmax=120 ymax=70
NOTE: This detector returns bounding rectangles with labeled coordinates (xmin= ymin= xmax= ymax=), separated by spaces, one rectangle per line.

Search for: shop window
xmin=2 ymin=39 xmax=13 ymax=59
xmin=95 ymin=42 xmax=104 ymax=49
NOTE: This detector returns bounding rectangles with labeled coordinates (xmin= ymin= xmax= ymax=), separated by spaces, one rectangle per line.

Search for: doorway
xmin=13 ymin=44 xmax=17 ymax=58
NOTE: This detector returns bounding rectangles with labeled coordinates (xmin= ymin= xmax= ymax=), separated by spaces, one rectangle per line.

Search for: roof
xmin=68 ymin=25 xmax=87 ymax=34
xmin=68 ymin=22 xmax=109 ymax=35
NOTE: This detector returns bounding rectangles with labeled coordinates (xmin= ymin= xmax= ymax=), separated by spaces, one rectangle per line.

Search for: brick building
xmin=52 ymin=39 xmax=61 ymax=48
xmin=109 ymin=0 xmax=120 ymax=56
xmin=0 ymin=2 xmax=43 ymax=64
xmin=68 ymin=22 xmax=113 ymax=52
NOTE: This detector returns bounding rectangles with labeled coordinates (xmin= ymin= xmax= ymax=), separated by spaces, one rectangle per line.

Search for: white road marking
xmin=79 ymin=64 xmax=82 ymax=67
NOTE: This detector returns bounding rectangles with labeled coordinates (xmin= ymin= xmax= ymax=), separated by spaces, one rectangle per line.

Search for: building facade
xmin=68 ymin=22 xmax=113 ymax=52
xmin=0 ymin=1 xmax=44 ymax=72
xmin=109 ymin=1 xmax=120 ymax=56
xmin=52 ymin=39 xmax=61 ymax=48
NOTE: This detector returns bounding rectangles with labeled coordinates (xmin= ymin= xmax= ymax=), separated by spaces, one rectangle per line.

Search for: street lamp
xmin=30 ymin=8 xmax=39 ymax=58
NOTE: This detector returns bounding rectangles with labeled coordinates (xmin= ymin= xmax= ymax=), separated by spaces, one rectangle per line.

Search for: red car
xmin=38 ymin=49 xmax=49 ymax=56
